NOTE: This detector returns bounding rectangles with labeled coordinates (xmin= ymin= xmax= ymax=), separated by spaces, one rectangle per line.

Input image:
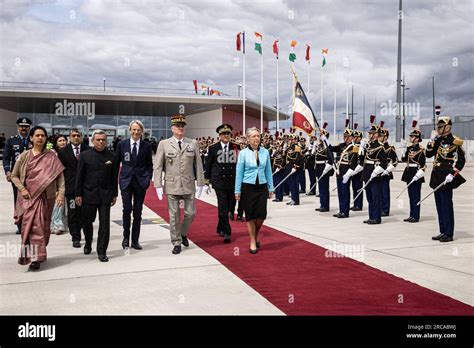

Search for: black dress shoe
xmin=337 ymin=213 xmax=349 ymax=218
xmin=172 ymin=245 xmax=181 ymax=254
xmin=432 ymin=233 xmax=445 ymax=241
xmin=381 ymin=212 xmax=389 ymax=217
xmin=84 ymin=245 xmax=92 ymax=255
xmin=98 ymin=255 xmax=109 ymax=262
xmin=29 ymin=261 xmax=40 ymax=270
xmin=131 ymin=243 xmax=142 ymax=250
xmin=363 ymin=219 xmax=370 ymax=223
xmin=408 ymin=218 xmax=419 ymax=223
xmin=15 ymin=228 xmax=21 ymax=235
xmin=256 ymin=241 xmax=261 ymax=249
xmin=439 ymin=235 xmax=453 ymax=242
xmin=122 ymin=238 xmax=129 ymax=249
xmin=367 ymin=219 xmax=381 ymax=225
xmin=249 ymin=248 xmax=258 ymax=254
xmin=307 ymin=192 xmax=316 ymax=196
xmin=72 ymin=241 xmax=81 ymax=248
xmin=352 ymin=207 xmax=362 ymax=211
xmin=403 ymin=217 xmax=413 ymax=222
xmin=315 ymin=208 xmax=321 ymax=211
xmin=181 ymin=236 xmax=189 ymax=247
xmin=333 ymin=213 xmax=341 ymax=217
xmin=319 ymin=207 xmax=329 ymax=212
xmin=224 ymin=235 xmax=231 ymax=243
xmin=272 ymin=199 xmax=282 ymax=202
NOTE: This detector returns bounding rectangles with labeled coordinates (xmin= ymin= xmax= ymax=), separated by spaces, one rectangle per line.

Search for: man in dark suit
xmin=204 ymin=124 xmax=238 ymax=243
xmin=58 ymin=128 xmax=90 ymax=248
xmin=3 ymin=117 xmax=32 ymax=234
xmin=116 ymin=120 xmax=153 ymax=250
xmin=75 ymin=130 xmax=119 ymax=262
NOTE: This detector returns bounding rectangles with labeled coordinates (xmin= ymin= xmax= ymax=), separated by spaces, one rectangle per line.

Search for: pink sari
xmin=16 ymin=150 xmax=64 ymax=265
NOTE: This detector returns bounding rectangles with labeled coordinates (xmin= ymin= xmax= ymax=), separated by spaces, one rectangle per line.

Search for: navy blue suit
xmin=117 ymin=139 xmax=153 ymax=245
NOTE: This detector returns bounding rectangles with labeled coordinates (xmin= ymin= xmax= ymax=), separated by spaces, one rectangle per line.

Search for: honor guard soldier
xmin=426 ymin=116 xmax=466 ymax=242
xmin=272 ymin=140 xmax=286 ymax=202
xmin=379 ymin=121 xmax=399 ymax=216
xmin=285 ymin=133 xmax=303 ymax=206
xmin=350 ymin=123 xmax=364 ymax=211
xmin=306 ymin=135 xmax=317 ymax=195
xmin=358 ymin=116 xmax=388 ymax=224
xmin=313 ymin=123 xmax=334 ymax=212
xmin=329 ymin=119 xmax=358 ymax=218
xmin=204 ymin=124 xmax=238 ymax=243
xmin=297 ymin=134 xmax=307 ymax=193
xmin=400 ymin=120 xmax=426 ymax=223
xmin=3 ymin=117 xmax=32 ymax=234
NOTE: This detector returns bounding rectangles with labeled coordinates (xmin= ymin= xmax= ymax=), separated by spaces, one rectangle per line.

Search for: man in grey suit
xmin=154 ymin=115 xmax=205 ymax=254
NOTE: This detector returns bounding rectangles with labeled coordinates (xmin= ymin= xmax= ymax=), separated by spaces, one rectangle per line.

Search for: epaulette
xmin=294 ymin=145 xmax=301 ymax=153
xmin=352 ymin=145 xmax=359 ymax=153
xmin=453 ymin=136 xmax=463 ymax=146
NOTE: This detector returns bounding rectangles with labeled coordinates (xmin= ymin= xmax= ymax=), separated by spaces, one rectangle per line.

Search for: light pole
xmin=401 ymin=75 xmax=410 ymax=139
xmin=238 ymin=83 xmax=242 ymax=97
xmin=103 ymin=78 xmax=106 ymax=91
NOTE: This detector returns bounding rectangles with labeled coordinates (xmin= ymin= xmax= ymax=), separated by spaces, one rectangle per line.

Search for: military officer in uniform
xmin=306 ymin=135 xmax=317 ymax=195
xmin=154 ymin=115 xmax=205 ymax=254
xmin=379 ymin=122 xmax=399 ymax=217
xmin=426 ymin=116 xmax=466 ymax=242
xmin=3 ymin=117 xmax=32 ymax=234
xmin=204 ymin=124 xmax=238 ymax=243
xmin=297 ymin=135 xmax=307 ymax=193
xmin=313 ymin=123 xmax=334 ymax=212
xmin=350 ymin=123 xmax=364 ymax=211
xmin=329 ymin=120 xmax=358 ymax=218
xmin=400 ymin=120 xmax=426 ymax=223
xmin=358 ymin=116 xmax=388 ymax=224
xmin=271 ymin=140 xmax=286 ymax=202
xmin=284 ymin=133 xmax=303 ymax=206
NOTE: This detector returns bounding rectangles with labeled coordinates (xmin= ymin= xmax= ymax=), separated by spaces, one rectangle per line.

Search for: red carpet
xmin=144 ymin=188 xmax=474 ymax=316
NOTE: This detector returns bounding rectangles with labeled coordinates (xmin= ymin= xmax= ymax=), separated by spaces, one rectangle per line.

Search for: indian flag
xmin=322 ymin=48 xmax=328 ymax=67
xmin=254 ymin=32 xmax=263 ymax=54
xmin=289 ymin=40 xmax=297 ymax=62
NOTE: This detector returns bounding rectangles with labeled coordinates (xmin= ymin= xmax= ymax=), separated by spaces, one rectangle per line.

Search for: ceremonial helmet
xmin=368 ymin=115 xmax=379 ymax=134
xmin=343 ymin=119 xmax=352 ymax=137
xmin=352 ymin=123 xmax=362 ymax=138
xmin=379 ymin=121 xmax=388 ymax=137
xmin=409 ymin=120 xmax=422 ymax=140
xmin=320 ymin=122 xmax=330 ymax=138
xmin=437 ymin=116 xmax=452 ymax=126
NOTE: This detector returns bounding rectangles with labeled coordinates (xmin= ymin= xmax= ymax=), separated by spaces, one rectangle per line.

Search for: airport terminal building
xmin=0 ymin=86 xmax=287 ymax=145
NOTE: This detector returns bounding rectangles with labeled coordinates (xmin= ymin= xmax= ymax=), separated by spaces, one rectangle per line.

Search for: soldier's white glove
xmin=401 ymin=139 xmax=408 ymax=148
xmin=342 ymin=169 xmax=354 ymax=184
xmin=383 ymin=164 xmax=395 ymax=176
xmin=290 ymin=168 xmax=297 ymax=174
xmin=320 ymin=135 xmax=327 ymax=143
xmin=354 ymin=164 xmax=363 ymax=174
xmin=411 ymin=169 xmax=424 ymax=182
xmin=322 ymin=163 xmax=332 ymax=177
xmin=370 ymin=165 xmax=385 ymax=180
xmin=444 ymin=173 xmax=454 ymax=185
xmin=196 ymin=186 xmax=204 ymax=198
xmin=360 ymin=139 xmax=367 ymax=148
xmin=274 ymin=167 xmax=280 ymax=173
xmin=155 ymin=187 xmax=163 ymax=200
xmin=204 ymin=184 xmax=211 ymax=195
xmin=430 ymin=130 xmax=438 ymax=142
xmin=311 ymin=145 xmax=317 ymax=155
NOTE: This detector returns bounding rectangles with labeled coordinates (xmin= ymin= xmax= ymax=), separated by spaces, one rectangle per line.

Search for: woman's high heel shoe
xmin=249 ymin=248 xmax=258 ymax=254
xmin=256 ymin=242 xmax=261 ymax=249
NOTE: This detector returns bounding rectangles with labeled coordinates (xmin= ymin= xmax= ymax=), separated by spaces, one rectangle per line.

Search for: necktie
xmin=22 ymin=138 xmax=27 ymax=148
xmin=75 ymin=146 xmax=80 ymax=160
xmin=132 ymin=142 xmax=138 ymax=158
xmin=224 ymin=144 xmax=227 ymax=154
xmin=178 ymin=141 xmax=182 ymax=151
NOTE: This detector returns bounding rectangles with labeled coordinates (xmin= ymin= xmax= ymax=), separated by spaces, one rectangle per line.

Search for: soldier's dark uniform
xmin=426 ymin=117 xmax=466 ymax=242
xmin=331 ymin=129 xmax=358 ymax=218
xmin=297 ymin=138 xmax=307 ymax=193
xmin=3 ymin=117 xmax=32 ymax=234
xmin=271 ymin=142 xmax=286 ymax=202
xmin=351 ymin=128 xmax=364 ymax=210
xmin=358 ymin=124 xmax=388 ymax=224
xmin=380 ymin=129 xmax=399 ymax=216
xmin=285 ymin=136 xmax=303 ymax=206
xmin=314 ymin=128 xmax=334 ymax=212
xmin=401 ymin=126 xmax=426 ymax=222
xmin=306 ymin=136 xmax=317 ymax=195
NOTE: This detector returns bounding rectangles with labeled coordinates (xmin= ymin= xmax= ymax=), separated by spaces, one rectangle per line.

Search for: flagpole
xmin=320 ymin=61 xmax=324 ymax=125
xmin=243 ymin=31 xmax=246 ymax=133
xmin=260 ymin=38 xmax=264 ymax=132
xmin=276 ymin=48 xmax=279 ymax=131
xmin=333 ymin=58 xmax=337 ymax=137
xmin=307 ymin=60 xmax=310 ymax=96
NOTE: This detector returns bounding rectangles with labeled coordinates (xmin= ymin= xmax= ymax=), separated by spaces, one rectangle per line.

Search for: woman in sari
xmin=11 ymin=126 xmax=65 ymax=270
xmin=50 ymin=135 xmax=68 ymax=235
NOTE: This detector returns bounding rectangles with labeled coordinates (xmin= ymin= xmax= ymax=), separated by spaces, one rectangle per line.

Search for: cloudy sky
xmin=1 ymin=0 xmax=473 ymax=133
